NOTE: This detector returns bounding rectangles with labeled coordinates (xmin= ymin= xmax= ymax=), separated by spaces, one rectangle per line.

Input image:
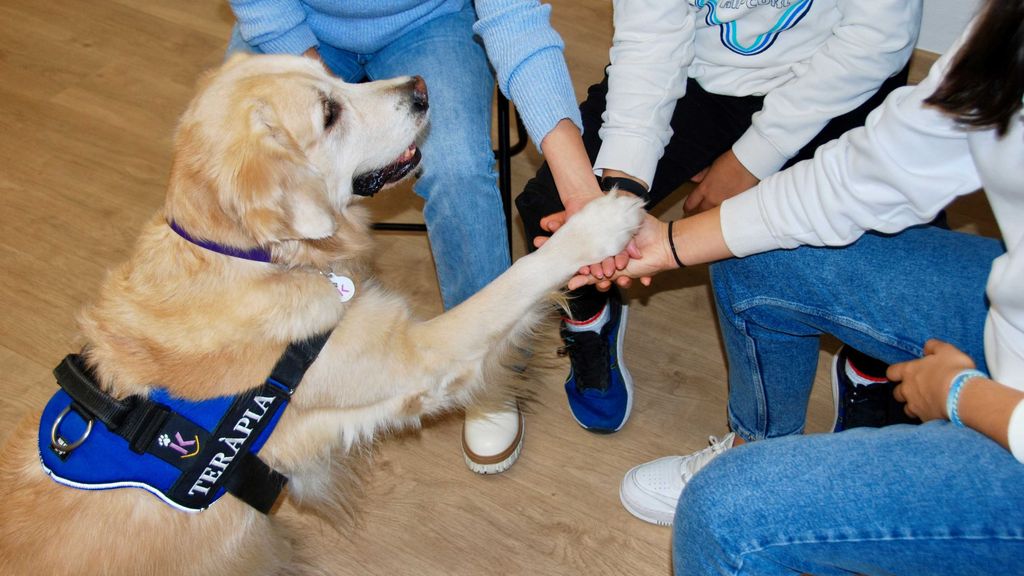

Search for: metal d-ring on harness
xmin=51 ymin=405 xmax=93 ymax=455
xmin=40 ymin=331 xmax=332 ymax=514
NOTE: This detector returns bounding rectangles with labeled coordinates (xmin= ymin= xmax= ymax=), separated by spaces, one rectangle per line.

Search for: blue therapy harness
xmin=38 ymin=332 xmax=331 ymax=514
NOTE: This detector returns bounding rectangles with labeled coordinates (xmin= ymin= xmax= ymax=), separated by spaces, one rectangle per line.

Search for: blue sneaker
xmin=560 ymin=296 xmax=633 ymax=433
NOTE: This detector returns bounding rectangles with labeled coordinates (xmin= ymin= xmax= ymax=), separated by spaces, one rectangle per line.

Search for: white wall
xmin=919 ymin=0 xmax=981 ymax=53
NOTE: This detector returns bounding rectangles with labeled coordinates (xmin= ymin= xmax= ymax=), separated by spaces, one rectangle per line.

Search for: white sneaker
xmin=462 ymin=402 xmax=524 ymax=475
xmin=619 ymin=433 xmax=736 ymax=526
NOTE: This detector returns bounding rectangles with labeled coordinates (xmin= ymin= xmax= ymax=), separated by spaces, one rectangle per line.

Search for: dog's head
xmin=165 ymin=53 xmax=428 ymax=249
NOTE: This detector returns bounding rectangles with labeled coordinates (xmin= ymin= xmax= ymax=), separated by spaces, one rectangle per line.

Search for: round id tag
xmin=327 ymin=273 xmax=355 ymax=302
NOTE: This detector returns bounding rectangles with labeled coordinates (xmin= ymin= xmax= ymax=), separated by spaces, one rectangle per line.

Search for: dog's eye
xmin=323 ymin=98 xmax=341 ymax=130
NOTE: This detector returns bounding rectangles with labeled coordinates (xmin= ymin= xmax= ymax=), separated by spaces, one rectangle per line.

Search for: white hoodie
xmin=721 ymin=27 xmax=1024 ymax=461
xmin=595 ymin=0 xmax=922 ymax=184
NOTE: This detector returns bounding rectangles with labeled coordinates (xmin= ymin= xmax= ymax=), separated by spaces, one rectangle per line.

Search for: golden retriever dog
xmin=0 ymin=53 xmax=643 ymax=575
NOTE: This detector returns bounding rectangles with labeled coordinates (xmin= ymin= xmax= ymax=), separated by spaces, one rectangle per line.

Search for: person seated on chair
xmin=565 ymin=1 xmax=1024 ymax=572
xmin=225 ymin=0 xmax=611 ymax=475
xmin=516 ymin=0 xmax=923 ymax=437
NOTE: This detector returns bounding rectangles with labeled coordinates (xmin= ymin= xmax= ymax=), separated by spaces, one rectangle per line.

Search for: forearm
xmin=540 ymin=119 xmax=603 ymax=212
xmin=585 ymin=200 xmax=732 ymax=288
xmin=671 ymin=208 xmax=731 ymax=266
xmin=720 ymin=59 xmax=980 ymax=260
xmin=958 ymin=378 xmax=1024 ymax=456
xmin=637 ymin=208 xmax=732 ymax=276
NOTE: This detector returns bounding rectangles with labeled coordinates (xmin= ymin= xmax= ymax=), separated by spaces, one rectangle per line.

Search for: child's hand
xmin=684 ymin=149 xmax=759 ymax=214
xmin=889 ymin=339 xmax=977 ymax=421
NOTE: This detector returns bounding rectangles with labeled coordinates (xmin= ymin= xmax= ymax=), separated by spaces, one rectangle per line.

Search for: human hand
xmin=539 ymin=185 xmax=641 ymax=281
xmin=539 ymin=210 xmax=569 ymax=234
xmin=888 ymin=339 xmax=977 ymax=422
xmin=536 ymin=208 xmax=640 ymax=285
xmin=683 ymin=149 xmax=759 ymax=215
xmin=565 ymin=213 xmax=669 ymax=290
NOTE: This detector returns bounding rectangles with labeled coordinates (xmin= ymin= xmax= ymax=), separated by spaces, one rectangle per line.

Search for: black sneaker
xmin=559 ymin=294 xmax=632 ymax=433
xmin=832 ymin=346 xmax=920 ymax=432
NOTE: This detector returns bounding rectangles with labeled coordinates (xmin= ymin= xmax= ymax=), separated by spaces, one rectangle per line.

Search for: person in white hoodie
xmin=568 ymin=0 xmax=1024 ymax=571
xmin=516 ymin=0 xmax=923 ymax=436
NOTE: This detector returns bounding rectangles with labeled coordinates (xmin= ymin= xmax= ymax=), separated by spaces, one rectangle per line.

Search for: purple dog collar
xmin=168 ymin=221 xmax=272 ymax=263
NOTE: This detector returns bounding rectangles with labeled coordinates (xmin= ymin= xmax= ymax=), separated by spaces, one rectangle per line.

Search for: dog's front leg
xmin=408 ymin=192 xmax=644 ymax=381
xmin=263 ymin=193 xmax=643 ymax=477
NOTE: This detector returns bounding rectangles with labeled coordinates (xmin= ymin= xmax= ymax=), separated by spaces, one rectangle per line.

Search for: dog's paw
xmin=549 ymin=191 xmax=645 ymax=267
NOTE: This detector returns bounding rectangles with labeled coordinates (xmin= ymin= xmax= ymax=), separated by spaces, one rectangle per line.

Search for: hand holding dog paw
xmin=540 ymin=200 xmax=638 ymax=281
xmin=567 ymin=213 xmax=667 ymax=290
xmin=547 ymin=191 xmax=644 ymax=273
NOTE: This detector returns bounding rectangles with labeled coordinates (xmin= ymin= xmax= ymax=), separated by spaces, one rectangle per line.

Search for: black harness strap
xmin=267 ymin=331 xmax=333 ymax=392
xmin=51 ymin=331 xmax=333 ymax=514
xmin=54 ymin=355 xmax=170 ymax=454
xmin=123 ymin=401 xmax=173 ymax=454
xmin=223 ymin=452 xmax=289 ymax=514
xmin=53 ymin=356 xmax=137 ymax=428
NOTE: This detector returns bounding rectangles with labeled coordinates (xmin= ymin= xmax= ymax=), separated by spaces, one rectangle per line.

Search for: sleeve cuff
xmin=733 ymin=126 xmax=789 ymax=181
xmin=1008 ymin=399 xmax=1024 ymax=464
xmin=719 ymin=188 xmax=781 ymax=258
xmin=506 ymin=47 xmax=582 ymax=151
xmin=593 ymin=135 xmax=663 ymax=188
xmin=256 ymin=24 xmax=318 ymax=55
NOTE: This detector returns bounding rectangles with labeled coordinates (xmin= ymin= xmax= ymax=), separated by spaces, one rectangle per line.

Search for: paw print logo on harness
xmin=158 ymin=432 xmax=201 ymax=458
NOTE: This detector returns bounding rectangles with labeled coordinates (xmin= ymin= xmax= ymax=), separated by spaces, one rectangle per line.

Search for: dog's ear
xmin=227 ymin=99 xmax=338 ymax=242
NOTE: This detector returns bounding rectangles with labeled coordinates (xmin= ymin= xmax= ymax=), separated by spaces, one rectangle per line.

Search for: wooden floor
xmin=0 ymin=1 xmax=992 ymax=574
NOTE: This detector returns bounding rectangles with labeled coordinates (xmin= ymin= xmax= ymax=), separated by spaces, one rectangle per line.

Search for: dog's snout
xmin=410 ymin=76 xmax=428 ymax=113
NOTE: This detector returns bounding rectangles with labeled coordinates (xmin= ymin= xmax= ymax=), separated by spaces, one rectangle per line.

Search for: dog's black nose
xmin=410 ymin=76 xmax=428 ymax=113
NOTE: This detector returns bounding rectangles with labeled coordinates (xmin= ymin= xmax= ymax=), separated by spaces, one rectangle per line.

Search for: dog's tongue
xmin=352 ymin=146 xmax=421 ymax=197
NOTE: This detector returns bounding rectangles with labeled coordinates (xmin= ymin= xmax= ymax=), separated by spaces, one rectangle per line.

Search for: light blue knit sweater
xmin=228 ymin=0 xmax=582 ymax=147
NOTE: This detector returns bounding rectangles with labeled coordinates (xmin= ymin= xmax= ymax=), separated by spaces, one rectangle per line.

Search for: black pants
xmin=516 ymin=66 xmax=910 ymax=319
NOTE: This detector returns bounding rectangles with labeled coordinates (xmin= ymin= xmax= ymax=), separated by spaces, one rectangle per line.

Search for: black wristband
xmin=667 ymin=220 xmax=685 ymax=268
xmin=600 ymin=176 xmax=650 ymax=203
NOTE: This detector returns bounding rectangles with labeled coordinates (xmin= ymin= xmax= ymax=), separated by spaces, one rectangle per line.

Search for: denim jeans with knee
xmin=673 ymin=226 xmax=1024 ymax=574
xmin=228 ymin=4 xmax=508 ymax=310
xmin=711 ymin=226 xmax=999 ymax=440
xmin=675 ymin=423 xmax=1024 ymax=575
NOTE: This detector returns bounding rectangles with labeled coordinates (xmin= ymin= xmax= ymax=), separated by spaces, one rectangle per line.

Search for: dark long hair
xmin=925 ymin=0 xmax=1024 ymax=136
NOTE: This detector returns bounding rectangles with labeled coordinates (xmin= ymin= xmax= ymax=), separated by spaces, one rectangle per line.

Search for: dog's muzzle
xmin=352 ymin=145 xmax=422 ymax=197
xmin=352 ymin=76 xmax=427 ymax=197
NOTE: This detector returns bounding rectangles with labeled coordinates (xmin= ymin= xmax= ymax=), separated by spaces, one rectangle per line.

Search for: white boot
xmin=462 ymin=401 xmax=524 ymax=475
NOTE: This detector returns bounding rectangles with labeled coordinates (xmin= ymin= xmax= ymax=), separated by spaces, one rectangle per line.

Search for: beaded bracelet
xmin=946 ymin=369 xmax=988 ymax=428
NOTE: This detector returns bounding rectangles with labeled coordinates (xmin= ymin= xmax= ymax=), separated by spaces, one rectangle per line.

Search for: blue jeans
xmin=227 ymin=5 xmax=508 ymax=309
xmin=711 ymin=226 xmax=1000 ymax=441
xmin=675 ymin=423 xmax=1024 ymax=575
xmin=673 ymin=226 xmax=1024 ymax=574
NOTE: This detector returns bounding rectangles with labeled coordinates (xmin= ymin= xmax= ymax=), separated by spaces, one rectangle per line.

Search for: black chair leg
xmin=495 ymin=91 xmax=513 ymax=252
